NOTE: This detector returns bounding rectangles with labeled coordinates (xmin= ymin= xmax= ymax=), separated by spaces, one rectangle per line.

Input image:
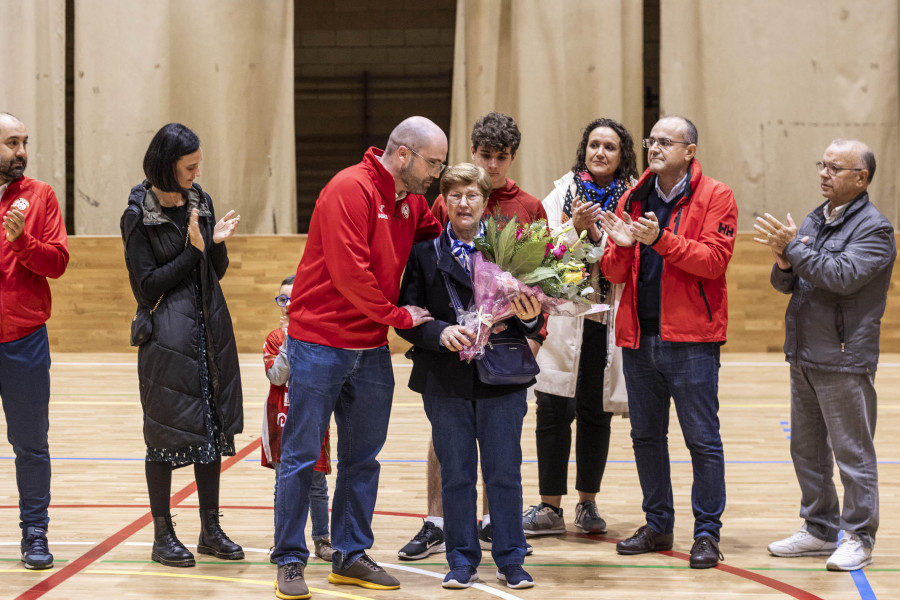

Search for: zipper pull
xmin=841 ymin=342 xmax=845 ymax=353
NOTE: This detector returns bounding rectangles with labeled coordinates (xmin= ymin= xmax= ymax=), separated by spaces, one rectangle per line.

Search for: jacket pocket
xmin=698 ymin=281 xmax=712 ymax=322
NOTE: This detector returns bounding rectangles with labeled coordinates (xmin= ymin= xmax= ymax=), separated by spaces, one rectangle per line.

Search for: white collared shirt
xmin=654 ymin=171 xmax=690 ymax=204
xmin=823 ymin=202 xmax=849 ymax=225
xmin=0 ymin=182 xmax=9 ymax=200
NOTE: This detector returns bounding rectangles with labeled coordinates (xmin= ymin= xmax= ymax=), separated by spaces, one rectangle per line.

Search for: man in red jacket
xmin=599 ymin=116 xmax=737 ymax=569
xmin=272 ymin=116 xmax=444 ymax=599
xmin=399 ymin=112 xmax=545 ymax=561
xmin=0 ymin=113 xmax=69 ymax=571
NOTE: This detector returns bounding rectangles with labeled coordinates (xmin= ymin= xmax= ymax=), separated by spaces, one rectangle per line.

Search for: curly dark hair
xmin=571 ymin=118 xmax=638 ymax=182
xmin=470 ymin=111 xmax=521 ymax=154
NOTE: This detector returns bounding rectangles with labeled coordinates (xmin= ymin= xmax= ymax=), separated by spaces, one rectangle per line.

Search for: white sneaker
xmin=768 ymin=527 xmax=838 ymax=557
xmin=826 ymin=534 xmax=873 ymax=571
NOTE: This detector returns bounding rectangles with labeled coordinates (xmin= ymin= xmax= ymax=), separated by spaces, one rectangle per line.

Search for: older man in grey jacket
xmin=754 ymin=139 xmax=895 ymax=572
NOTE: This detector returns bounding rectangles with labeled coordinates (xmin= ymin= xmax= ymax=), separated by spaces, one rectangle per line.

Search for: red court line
xmin=15 ymin=438 xmax=261 ymax=600
xmin=569 ymin=532 xmax=825 ymax=600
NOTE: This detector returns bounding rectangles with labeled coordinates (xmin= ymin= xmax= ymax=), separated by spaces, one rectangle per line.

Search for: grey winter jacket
xmin=771 ymin=192 xmax=895 ymax=374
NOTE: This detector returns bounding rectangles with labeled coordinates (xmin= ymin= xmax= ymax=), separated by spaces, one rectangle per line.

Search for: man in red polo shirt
xmin=0 ymin=112 xmax=69 ymax=571
xmin=273 ymin=116 xmax=445 ymax=599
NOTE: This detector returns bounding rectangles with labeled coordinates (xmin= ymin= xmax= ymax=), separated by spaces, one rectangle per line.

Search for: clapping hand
xmin=188 ymin=208 xmax=205 ymax=251
xmin=213 ymin=210 xmax=241 ymax=243
xmin=599 ymin=210 xmax=636 ymax=247
xmin=571 ymin=197 xmax=604 ymax=238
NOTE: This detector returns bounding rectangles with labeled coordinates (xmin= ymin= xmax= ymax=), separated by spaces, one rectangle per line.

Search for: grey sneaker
xmin=314 ymin=537 xmax=335 ymax=562
xmin=522 ymin=503 xmax=566 ymax=536
xmin=574 ymin=500 xmax=607 ymax=534
xmin=328 ymin=554 xmax=400 ymax=590
xmin=276 ymin=562 xmax=310 ymax=599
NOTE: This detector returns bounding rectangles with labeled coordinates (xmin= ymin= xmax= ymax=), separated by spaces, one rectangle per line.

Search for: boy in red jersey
xmin=263 ymin=276 xmax=333 ymax=563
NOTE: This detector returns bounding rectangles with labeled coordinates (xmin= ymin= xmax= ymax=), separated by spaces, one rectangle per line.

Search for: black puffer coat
xmin=121 ymin=181 xmax=243 ymax=449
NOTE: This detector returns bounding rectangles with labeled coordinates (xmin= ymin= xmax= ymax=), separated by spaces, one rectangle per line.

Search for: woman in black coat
xmin=397 ymin=163 xmax=542 ymax=590
xmin=121 ymin=123 xmax=243 ymax=568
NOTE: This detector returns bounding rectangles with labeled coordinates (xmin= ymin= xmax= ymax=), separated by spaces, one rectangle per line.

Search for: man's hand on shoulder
xmin=401 ymin=305 xmax=434 ymax=327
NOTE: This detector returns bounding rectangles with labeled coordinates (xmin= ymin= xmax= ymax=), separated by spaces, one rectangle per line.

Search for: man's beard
xmin=0 ymin=157 xmax=26 ymax=183
xmin=398 ymin=162 xmax=430 ymax=195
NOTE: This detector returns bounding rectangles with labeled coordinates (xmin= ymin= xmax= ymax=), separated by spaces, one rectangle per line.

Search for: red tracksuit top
xmin=288 ymin=148 xmax=442 ymax=349
xmin=0 ymin=177 xmax=69 ymax=343
xmin=600 ymin=160 xmax=738 ymax=349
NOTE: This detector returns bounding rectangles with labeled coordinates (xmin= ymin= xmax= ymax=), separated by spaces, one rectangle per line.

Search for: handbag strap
xmin=434 ymin=237 xmax=465 ymax=319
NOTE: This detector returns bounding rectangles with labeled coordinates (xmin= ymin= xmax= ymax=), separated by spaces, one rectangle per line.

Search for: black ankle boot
xmin=151 ymin=515 xmax=195 ymax=567
xmin=197 ymin=508 xmax=244 ymax=560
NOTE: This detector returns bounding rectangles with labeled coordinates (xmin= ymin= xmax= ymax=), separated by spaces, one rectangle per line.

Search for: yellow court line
xmin=83 ymin=569 xmax=376 ymax=599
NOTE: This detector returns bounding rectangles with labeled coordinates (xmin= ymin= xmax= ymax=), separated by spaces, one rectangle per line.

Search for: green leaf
xmin=494 ymin=216 xmax=519 ymax=269
xmin=521 ymin=266 xmax=559 ymax=284
xmin=507 ymin=240 xmax=549 ymax=276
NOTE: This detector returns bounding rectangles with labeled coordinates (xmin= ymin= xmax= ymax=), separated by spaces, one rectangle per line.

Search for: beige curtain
xmin=0 ymin=0 xmax=67 ymax=212
xmin=74 ymin=0 xmax=295 ymax=235
xmin=660 ymin=0 xmax=900 ymax=231
xmin=451 ymin=0 xmax=643 ymax=200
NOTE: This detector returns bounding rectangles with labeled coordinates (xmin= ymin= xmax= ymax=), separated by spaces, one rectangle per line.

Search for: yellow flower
xmin=564 ymin=270 xmax=584 ymax=285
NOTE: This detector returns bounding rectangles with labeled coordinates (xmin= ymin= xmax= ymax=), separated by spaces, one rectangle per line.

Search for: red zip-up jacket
xmin=0 ymin=177 xmax=69 ymax=343
xmin=601 ymin=160 xmax=737 ymax=349
xmin=288 ymin=148 xmax=442 ymax=349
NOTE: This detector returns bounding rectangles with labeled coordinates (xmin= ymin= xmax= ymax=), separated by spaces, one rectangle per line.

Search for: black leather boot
xmin=151 ymin=515 xmax=195 ymax=567
xmin=197 ymin=509 xmax=244 ymax=560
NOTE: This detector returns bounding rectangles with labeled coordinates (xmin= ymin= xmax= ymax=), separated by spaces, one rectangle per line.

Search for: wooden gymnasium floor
xmin=1 ymin=351 xmax=898 ymax=600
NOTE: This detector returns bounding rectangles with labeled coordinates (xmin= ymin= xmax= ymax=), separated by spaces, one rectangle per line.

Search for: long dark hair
xmin=143 ymin=123 xmax=200 ymax=193
xmin=571 ymin=118 xmax=638 ymax=182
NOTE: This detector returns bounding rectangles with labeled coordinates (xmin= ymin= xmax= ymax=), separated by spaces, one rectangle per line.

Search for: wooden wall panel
xmin=45 ymin=233 xmax=899 ymax=354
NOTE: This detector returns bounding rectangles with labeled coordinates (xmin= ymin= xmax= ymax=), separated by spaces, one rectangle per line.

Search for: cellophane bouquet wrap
xmin=457 ymin=216 xmax=609 ymax=361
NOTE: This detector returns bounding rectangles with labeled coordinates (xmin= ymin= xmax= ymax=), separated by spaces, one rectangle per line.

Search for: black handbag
xmin=130 ymin=293 xmax=164 ymax=347
xmin=434 ymin=238 xmax=539 ymax=385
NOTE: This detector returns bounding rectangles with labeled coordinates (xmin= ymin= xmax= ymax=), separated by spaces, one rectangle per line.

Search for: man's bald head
xmin=0 ymin=112 xmax=23 ymax=135
xmin=830 ymin=138 xmax=876 ymax=183
xmin=384 ymin=116 xmax=447 ymax=157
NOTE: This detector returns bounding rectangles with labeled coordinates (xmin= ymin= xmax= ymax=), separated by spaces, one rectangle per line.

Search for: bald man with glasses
xmin=756 ymin=139 xmax=895 ymax=572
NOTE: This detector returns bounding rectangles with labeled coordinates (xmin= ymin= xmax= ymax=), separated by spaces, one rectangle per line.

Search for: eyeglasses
xmin=446 ymin=192 xmax=484 ymax=205
xmin=816 ymin=161 xmax=865 ymax=176
xmin=642 ymin=137 xmax=692 ymax=150
xmin=275 ymin=294 xmax=290 ymax=307
xmin=407 ymin=147 xmax=447 ymax=175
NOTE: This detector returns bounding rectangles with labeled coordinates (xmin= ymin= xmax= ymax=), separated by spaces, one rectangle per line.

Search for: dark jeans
xmin=424 ymin=390 xmax=528 ymax=570
xmin=0 ymin=326 xmax=52 ymax=531
xmin=622 ymin=335 xmax=725 ymax=540
xmin=535 ymin=319 xmax=612 ymax=496
xmin=273 ymin=338 xmax=393 ymax=569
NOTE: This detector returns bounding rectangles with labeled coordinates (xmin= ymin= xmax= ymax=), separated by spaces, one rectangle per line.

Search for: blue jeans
xmin=622 ymin=336 xmax=725 ymax=540
xmin=274 ymin=463 xmax=330 ymax=541
xmin=423 ymin=390 xmax=528 ymax=570
xmin=273 ymin=338 xmax=393 ymax=568
xmin=0 ymin=326 xmax=52 ymax=531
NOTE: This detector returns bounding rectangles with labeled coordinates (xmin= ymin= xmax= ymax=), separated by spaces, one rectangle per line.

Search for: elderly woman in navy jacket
xmin=397 ymin=163 xmax=542 ymax=590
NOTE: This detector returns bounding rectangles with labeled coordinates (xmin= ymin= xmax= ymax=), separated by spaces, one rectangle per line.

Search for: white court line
xmin=381 ymin=562 xmax=525 ymax=600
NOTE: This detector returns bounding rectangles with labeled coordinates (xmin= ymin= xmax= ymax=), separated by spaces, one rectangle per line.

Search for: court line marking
xmin=13 ymin=438 xmax=262 ymax=600
xmin=850 ymin=570 xmax=877 ymax=600
xmin=381 ymin=562 xmax=524 ymax=599
xmin=565 ymin=532 xmax=825 ymax=600
xmin=82 ymin=570 xmax=374 ymax=600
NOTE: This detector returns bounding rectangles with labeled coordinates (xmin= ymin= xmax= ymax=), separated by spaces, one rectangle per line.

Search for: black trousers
xmin=535 ymin=319 xmax=612 ymax=496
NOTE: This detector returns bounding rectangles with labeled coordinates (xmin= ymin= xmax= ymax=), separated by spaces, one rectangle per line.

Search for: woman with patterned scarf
xmin=523 ymin=118 xmax=639 ymax=538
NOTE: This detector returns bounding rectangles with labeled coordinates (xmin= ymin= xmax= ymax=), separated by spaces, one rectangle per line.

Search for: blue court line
xmin=2 ymin=456 xmax=900 ymax=465
xmin=851 ymin=569 xmax=877 ymax=599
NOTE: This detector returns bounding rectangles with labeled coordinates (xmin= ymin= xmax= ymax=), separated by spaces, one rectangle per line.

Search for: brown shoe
xmin=690 ymin=535 xmax=723 ymax=569
xmin=616 ymin=525 xmax=674 ymax=555
xmin=314 ymin=537 xmax=335 ymax=562
xmin=328 ymin=554 xmax=400 ymax=590
xmin=276 ymin=562 xmax=310 ymax=599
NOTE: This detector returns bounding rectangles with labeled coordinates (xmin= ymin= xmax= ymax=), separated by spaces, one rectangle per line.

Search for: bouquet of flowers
xmin=456 ymin=216 xmax=608 ymax=361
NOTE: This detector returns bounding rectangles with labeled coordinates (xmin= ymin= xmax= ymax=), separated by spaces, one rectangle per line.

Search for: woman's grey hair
xmin=440 ymin=162 xmax=492 ymax=199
